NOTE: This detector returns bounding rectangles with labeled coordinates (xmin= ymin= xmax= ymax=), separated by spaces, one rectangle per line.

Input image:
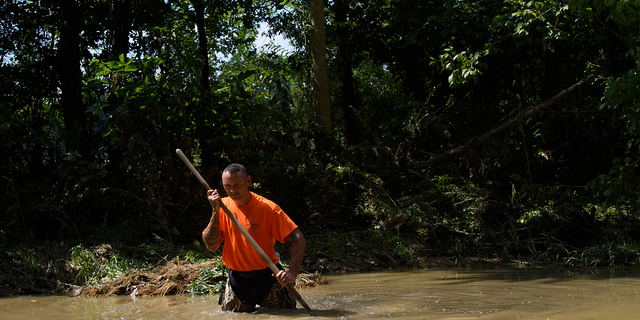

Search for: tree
xmin=310 ymin=0 xmax=331 ymax=134
xmin=58 ymin=0 xmax=90 ymax=158
xmin=192 ymin=0 xmax=214 ymax=168
xmin=334 ymin=0 xmax=362 ymax=146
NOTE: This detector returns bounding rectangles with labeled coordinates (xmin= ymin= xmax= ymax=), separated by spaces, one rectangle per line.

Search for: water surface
xmin=2 ymin=267 xmax=640 ymax=319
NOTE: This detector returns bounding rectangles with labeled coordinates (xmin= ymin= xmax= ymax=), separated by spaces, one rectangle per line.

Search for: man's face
xmin=222 ymin=171 xmax=252 ymax=204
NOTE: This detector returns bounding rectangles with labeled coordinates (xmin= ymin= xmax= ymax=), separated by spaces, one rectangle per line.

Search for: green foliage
xmin=188 ymin=263 xmax=226 ymax=295
xmin=588 ymin=157 xmax=640 ymax=213
xmin=601 ymin=65 xmax=640 ymax=136
xmin=565 ymin=242 xmax=640 ymax=268
xmin=435 ymin=46 xmax=491 ymax=87
xmin=589 ymin=65 xmax=640 ymax=215
xmin=569 ymin=0 xmax=640 ymax=61
xmin=69 ymin=244 xmax=136 ymax=286
xmin=4 ymin=0 xmax=640 ymax=276
xmin=305 ymin=227 xmax=418 ymax=268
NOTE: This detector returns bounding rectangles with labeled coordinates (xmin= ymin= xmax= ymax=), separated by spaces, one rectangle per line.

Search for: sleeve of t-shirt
xmin=272 ymin=207 xmax=298 ymax=243
xmin=218 ymin=207 xmax=227 ymax=242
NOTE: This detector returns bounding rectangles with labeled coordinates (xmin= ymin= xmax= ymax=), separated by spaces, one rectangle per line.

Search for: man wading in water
xmin=202 ymin=163 xmax=306 ymax=312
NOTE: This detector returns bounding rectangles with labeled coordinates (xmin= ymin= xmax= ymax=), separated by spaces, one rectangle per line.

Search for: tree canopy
xmin=2 ymin=0 xmax=640 ymax=267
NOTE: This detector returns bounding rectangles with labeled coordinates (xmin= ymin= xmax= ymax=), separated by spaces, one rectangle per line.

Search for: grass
xmin=69 ymin=244 xmax=139 ymax=286
xmin=188 ymin=264 xmax=226 ymax=295
xmin=565 ymin=242 xmax=640 ymax=268
xmin=0 ymin=235 xmax=228 ymax=297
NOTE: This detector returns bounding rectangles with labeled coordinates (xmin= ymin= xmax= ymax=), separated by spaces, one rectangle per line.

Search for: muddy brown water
xmin=2 ymin=267 xmax=640 ymax=319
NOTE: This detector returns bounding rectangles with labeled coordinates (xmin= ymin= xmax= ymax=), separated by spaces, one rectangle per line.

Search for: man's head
xmin=222 ymin=163 xmax=252 ymax=206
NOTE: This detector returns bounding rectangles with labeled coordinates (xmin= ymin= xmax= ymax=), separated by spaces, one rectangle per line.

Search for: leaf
xmin=124 ymin=65 xmax=138 ymax=72
xmin=107 ymin=61 xmax=121 ymax=69
xmin=237 ymin=70 xmax=257 ymax=81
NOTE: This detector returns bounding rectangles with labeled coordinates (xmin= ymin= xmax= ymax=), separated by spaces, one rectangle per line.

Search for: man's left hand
xmin=274 ymin=270 xmax=296 ymax=286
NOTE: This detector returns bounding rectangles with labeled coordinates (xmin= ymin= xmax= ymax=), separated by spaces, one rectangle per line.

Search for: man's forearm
xmin=202 ymin=208 xmax=222 ymax=251
xmin=288 ymin=228 xmax=306 ymax=276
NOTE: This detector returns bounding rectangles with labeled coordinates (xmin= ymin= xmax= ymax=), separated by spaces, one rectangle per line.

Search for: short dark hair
xmin=223 ymin=163 xmax=248 ymax=177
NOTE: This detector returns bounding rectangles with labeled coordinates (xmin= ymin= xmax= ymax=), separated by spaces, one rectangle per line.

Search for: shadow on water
xmin=254 ymin=307 xmax=358 ymax=317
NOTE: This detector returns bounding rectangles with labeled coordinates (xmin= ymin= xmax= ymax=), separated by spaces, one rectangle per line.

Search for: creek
xmin=2 ymin=267 xmax=640 ymax=319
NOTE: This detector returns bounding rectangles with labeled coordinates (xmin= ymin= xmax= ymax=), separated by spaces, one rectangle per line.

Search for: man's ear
xmin=247 ymin=175 xmax=252 ymax=185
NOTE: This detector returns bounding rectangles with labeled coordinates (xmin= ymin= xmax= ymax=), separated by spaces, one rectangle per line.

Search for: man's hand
xmin=274 ymin=269 xmax=297 ymax=286
xmin=207 ymin=189 xmax=221 ymax=211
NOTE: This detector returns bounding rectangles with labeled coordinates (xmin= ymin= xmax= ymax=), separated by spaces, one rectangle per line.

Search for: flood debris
xmin=78 ymin=256 xmax=328 ymax=297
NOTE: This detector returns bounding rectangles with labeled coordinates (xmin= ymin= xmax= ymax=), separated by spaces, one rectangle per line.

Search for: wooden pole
xmin=176 ymin=149 xmax=317 ymax=316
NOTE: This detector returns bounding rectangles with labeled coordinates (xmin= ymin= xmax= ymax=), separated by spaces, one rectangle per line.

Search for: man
xmin=202 ymin=163 xmax=306 ymax=312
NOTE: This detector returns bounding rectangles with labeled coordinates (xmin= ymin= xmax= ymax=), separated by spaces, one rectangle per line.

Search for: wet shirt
xmin=218 ymin=192 xmax=298 ymax=272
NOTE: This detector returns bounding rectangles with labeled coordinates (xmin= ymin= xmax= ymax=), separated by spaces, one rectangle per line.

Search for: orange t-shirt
xmin=217 ymin=192 xmax=298 ymax=272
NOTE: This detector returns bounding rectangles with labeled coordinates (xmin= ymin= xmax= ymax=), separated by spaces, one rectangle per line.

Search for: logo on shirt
xmin=247 ymin=221 xmax=260 ymax=231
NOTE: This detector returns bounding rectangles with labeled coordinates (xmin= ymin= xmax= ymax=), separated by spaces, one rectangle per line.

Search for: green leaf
xmin=124 ymin=65 xmax=138 ymax=72
xmin=237 ymin=70 xmax=257 ymax=81
xmin=107 ymin=61 xmax=121 ymax=69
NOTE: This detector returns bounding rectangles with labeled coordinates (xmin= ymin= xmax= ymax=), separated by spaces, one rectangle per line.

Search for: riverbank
xmin=0 ymin=237 xmax=540 ymax=299
xmin=0 ymin=240 xmax=337 ymax=298
xmin=3 ymin=215 xmax=640 ymax=299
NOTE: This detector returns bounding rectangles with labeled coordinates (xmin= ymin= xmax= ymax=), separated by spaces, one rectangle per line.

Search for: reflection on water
xmin=2 ymin=267 xmax=640 ymax=319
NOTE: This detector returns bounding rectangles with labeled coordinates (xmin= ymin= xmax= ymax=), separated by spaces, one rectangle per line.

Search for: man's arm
xmin=202 ymin=189 xmax=222 ymax=252
xmin=275 ymin=228 xmax=306 ymax=286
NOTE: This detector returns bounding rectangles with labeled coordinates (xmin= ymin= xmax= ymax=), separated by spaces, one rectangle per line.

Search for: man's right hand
xmin=207 ymin=189 xmax=221 ymax=211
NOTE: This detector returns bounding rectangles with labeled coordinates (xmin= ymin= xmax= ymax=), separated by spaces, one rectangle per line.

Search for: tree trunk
xmin=58 ymin=0 xmax=89 ymax=157
xmin=110 ymin=0 xmax=131 ymax=58
xmin=191 ymin=0 xmax=214 ymax=169
xmin=397 ymin=45 xmax=426 ymax=101
xmin=106 ymin=0 xmax=132 ymax=181
xmin=335 ymin=0 xmax=361 ymax=146
xmin=310 ymin=0 xmax=331 ymax=134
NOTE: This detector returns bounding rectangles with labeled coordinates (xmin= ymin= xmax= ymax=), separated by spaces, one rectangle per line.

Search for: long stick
xmin=175 ymin=149 xmax=316 ymax=316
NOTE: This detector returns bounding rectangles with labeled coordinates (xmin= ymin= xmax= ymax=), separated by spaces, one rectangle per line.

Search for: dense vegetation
xmin=3 ymin=0 xmax=640 ymax=296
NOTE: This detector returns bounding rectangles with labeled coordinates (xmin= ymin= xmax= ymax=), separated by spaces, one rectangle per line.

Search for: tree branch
xmin=424 ymin=74 xmax=596 ymax=165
